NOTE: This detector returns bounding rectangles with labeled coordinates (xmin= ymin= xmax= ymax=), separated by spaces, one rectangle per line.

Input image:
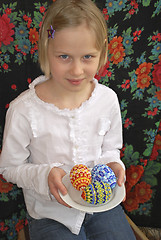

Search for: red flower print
xmin=134 ymin=181 xmax=152 ymax=204
xmin=130 ymin=1 xmax=138 ymax=9
xmin=130 ymin=0 xmax=136 ymax=6
xmin=15 ymin=220 xmax=24 ymax=232
xmin=124 ymin=118 xmax=133 ymax=128
xmin=108 ymin=36 xmax=123 ymax=54
xmin=27 ymin=17 xmax=32 ymax=28
xmin=5 ymin=8 xmax=12 ymax=15
xmin=155 ymin=90 xmax=161 ymax=100
xmin=150 ymin=145 xmax=159 ymax=160
xmin=102 ymin=8 xmax=109 ymax=20
xmin=123 ymin=191 xmax=139 ymax=212
xmin=15 ymin=44 xmax=21 ymax=52
xmin=121 ymin=79 xmax=130 ymax=89
xmin=152 ymin=61 xmax=161 ymax=88
xmin=140 ymin=158 xmax=148 ymax=167
xmin=23 ymin=14 xmax=28 ymax=21
xmin=133 ymin=31 xmax=138 ymax=37
xmin=157 ymin=33 xmax=161 ymax=41
xmin=135 ymin=62 xmax=153 ymax=76
xmin=30 ymin=47 xmax=35 ymax=54
xmin=0 ymin=14 xmax=15 ymax=48
xmin=159 ymin=122 xmax=161 ymax=131
xmin=129 ymin=9 xmax=135 ymax=15
xmin=110 ymin=46 xmax=125 ymax=64
xmin=133 ymin=37 xmax=138 ymax=42
xmin=154 ymin=134 xmax=161 ymax=150
xmin=159 ymin=54 xmax=161 ymax=62
xmin=152 ymin=33 xmax=161 ymax=42
xmin=147 ymin=107 xmax=158 ymax=116
xmin=126 ymin=165 xmax=144 ymax=191
xmin=152 ymin=35 xmax=157 ymax=41
xmin=5 ymin=103 xmax=9 ymax=109
xmin=0 ymin=222 xmax=8 ymax=232
xmin=0 ymin=174 xmax=7 ymax=181
xmin=107 ymin=71 xmax=112 ymax=77
xmin=2 ymin=63 xmax=8 ymax=70
xmin=137 ymin=74 xmax=151 ymax=89
xmin=95 ymin=61 xmax=109 ymax=80
xmin=11 ymin=84 xmax=17 ymax=90
xmin=138 ymin=30 xmax=142 ymax=35
xmin=40 ymin=6 xmax=46 ymax=13
xmin=104 ymin=14 xmax=109 ymax=21
xmin=29 ymin=27 xmax=39 ymax=44
xmin=0 ymin=179 xmax=13 ymax=193
xmin=102 ymin=8 xmax=108 ymax=14
xmin=120 ymin=145 xmax=126 ymax=158
xmin=108 ymin=36 xmax=125 ymax=64
xmin=27 ymin=78 xmax=32 ymax=84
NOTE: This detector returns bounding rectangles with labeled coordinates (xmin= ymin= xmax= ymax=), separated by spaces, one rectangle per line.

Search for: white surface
xmin=60 ymin=174 xmax=125 ymax=213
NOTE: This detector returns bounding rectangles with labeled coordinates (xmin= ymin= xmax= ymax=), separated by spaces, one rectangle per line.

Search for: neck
xmin=36 ymin=78 xmax=95 ymax=110
xmin=54 ymin=81 xmax=94 ymax=110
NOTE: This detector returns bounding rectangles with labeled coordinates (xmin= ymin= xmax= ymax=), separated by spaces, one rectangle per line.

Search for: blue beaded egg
xmin=91 ymin=164 xmax=117 ymax=189
xmin=81 ymin=180 xmax=112 ymax=205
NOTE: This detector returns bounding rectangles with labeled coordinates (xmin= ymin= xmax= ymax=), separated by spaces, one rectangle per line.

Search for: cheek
xmin=50 ymin=61 xmax=63 ymax=75
xmin=88 ymin=62 xmax=100 ymax=74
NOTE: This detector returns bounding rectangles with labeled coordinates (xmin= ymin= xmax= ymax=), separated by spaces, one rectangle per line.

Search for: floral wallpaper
xmin=0 ymin=0 xmax=161 ymax=239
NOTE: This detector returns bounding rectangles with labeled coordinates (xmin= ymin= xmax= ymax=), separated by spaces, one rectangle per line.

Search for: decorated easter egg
xmin=91 ymin=164 xmax=117 ymax=189
xmin=70 ymin=164 xmax=91 ymax=191
xmin=81 ymin=180 xmax=112 ymax=205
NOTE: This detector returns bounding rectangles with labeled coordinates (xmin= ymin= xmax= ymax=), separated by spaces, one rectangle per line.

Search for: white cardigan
xmin=0 ymin=76 xmax=124 ymax=235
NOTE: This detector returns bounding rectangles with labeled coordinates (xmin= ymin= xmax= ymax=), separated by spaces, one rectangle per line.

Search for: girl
xmin=0 ymin=0 xmax=136 ymax=239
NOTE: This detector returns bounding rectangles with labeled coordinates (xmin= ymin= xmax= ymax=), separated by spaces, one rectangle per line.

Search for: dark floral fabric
xmin=98 ymin=0 xmax=161 ymax=228
xmin=0 ymin=0 xmax=161 ymax=239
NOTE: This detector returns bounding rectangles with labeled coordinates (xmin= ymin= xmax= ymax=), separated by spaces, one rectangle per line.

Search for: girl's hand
xmin=48 ymin=167 xmax=71 ymax=207
xmin=107 ymin=162 xmax=126 ymax=202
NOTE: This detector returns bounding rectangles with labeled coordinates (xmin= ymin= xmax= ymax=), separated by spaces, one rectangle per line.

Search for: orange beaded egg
xmin=70 ymin=164 xmax=91 ymax=191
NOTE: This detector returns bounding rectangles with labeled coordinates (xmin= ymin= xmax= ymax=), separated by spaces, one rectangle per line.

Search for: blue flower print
xmin=105 ymin=0 xmax=115 ymax=15
xmin=15 ymin=25 xmax=28 ymax=39
xmin=123 ymin=56 xmax=131 ymax=68
xmin=114 ymin=0 xmax=127 ymax=11
xmin=108 ymin=25 xmax=118 ymax=39
xmin=147 ymin=96 xmax=160 ymax=109
xmin=138 ymin=203 xmax=152 ymax=215
xmin=18 ymin=38 xmax=31 ymax=54
xmin=4 ymin=54 xmax=10 ymax=63
xmin=151 ymin=42 xmax=161 ymax=56
xmin=15 ymin=52 xmax=23 ymax=64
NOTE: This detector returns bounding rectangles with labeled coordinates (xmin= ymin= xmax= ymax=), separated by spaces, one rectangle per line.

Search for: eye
xmin=60 ymin=55 xmax=69 ymax=60
xmin=84 ymin=55 xmax=92 ymax=60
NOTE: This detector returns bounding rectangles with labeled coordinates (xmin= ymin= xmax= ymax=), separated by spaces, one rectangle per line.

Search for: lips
xmin=67 ymin=79 xmax=84 ymax=85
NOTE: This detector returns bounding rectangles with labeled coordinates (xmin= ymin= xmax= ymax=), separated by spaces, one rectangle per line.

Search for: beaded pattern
xmin=81 ymin=180 xmax=112 ymax=205
xmin=70 ymin=164 xmax=91 ymax=191
xmin=91 ymin=164 xmax=117 ymax=189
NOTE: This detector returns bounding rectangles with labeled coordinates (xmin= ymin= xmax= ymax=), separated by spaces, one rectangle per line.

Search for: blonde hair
xmin=38 ymin=0 xmax=108 ymax=77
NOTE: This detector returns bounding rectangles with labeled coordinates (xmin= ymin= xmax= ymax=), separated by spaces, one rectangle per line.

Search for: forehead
xmin=48 ymin=23 xmax=98 ymax=54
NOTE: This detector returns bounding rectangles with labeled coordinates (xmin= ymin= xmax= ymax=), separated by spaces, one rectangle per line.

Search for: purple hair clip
xmin=47 ymin=25 xmax=55 ymax=39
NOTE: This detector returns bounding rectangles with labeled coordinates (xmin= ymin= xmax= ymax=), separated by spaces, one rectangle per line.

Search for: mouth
xmin=67 ymin=79 xmax=84 ymax=85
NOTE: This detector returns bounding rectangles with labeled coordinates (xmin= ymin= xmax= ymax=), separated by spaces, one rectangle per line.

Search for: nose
xmin=69 ymin=60 xmax=84 ymax=77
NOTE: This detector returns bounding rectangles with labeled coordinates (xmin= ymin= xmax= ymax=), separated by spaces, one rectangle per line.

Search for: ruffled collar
xmin=29 ymin=75 xmax=99 ymax=115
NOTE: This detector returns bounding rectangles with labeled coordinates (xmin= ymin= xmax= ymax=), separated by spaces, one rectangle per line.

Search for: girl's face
xmin=47 ymin=23 xmax=101 ymax=94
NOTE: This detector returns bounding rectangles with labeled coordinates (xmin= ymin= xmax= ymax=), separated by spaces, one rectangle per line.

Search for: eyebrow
xmin=54 ymin=50 xmax=100 ymax=55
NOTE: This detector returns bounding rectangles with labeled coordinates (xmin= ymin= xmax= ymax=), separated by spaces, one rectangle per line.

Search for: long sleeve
xmin=0 ymin=105 xmax=62 ymax=200
xmin=98 ymin=93 xmax=125 ymax=170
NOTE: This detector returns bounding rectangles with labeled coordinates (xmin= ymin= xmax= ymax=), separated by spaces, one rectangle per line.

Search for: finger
xmin=56 ymin=180 xmax=68 ymax=196
xmin=117 ymin=170 xmax=125 ymax=187
xmin=51 ymin=186 xmax=71 ymax=208
xmin=122 ymin=195 xmax=126 ymax=202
